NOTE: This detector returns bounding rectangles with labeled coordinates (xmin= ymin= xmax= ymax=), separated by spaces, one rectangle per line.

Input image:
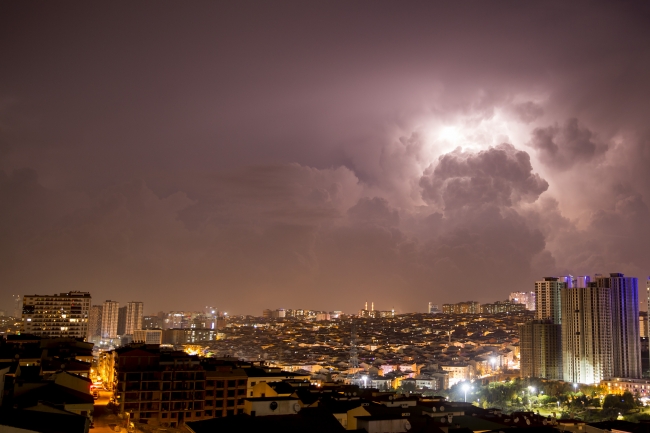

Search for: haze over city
xmin=2 ymin=2 xmax=650 ymax=315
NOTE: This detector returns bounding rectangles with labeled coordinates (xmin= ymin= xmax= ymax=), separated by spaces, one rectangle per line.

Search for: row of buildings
xmin=441 ymin=300 xmax=528 ymax=315
xmin=88 ymin=300 xmax=144 ymax=340
xmin=520 ymin=273 xmax=646 ymax=384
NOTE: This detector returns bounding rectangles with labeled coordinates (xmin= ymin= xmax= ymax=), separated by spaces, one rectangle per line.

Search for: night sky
xmin=2 ymin=2 xmax=650 ymax=315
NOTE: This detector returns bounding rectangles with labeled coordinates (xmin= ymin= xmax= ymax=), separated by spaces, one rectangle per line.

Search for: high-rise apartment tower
xmin=561 ymin=281 xmax=613 ymax=384
xmin=101 ymin=300 xmax=120 ymax=339
xmin=125 ymin=301 xmax=144 ymax=335
xmin=595 ymin=273 xmax=641 ymax=378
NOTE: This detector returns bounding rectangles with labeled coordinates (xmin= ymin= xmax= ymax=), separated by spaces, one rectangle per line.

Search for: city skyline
xmin=8 ymin=272 xmax=649 ymax=317
xmin=2 ymin=2 xmax=650 ymax=313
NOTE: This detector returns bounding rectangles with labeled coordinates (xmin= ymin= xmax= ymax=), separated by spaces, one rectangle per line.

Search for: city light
xmin=462 ymin=383 xmax=470 ymax=402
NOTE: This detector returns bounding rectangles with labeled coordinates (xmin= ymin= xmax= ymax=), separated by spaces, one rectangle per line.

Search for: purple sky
xmin=2 ymin=2 xmax=650 ymax=315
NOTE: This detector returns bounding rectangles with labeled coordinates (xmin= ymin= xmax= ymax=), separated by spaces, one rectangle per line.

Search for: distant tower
xmin=371 ymin=302 xmax=374 ymax=311
xmin=12 ymin=295 xmax=22 ymax=318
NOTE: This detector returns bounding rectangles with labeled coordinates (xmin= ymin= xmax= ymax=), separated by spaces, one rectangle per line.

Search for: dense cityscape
xmin=0 ymin=273 xmax=649 ymax=432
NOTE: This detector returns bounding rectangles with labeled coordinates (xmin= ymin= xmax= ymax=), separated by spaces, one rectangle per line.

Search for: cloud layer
xmin=1 ymin=2 xmax=650 ymax=314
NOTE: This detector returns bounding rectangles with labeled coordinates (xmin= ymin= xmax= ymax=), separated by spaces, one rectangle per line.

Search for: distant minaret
xmin=365 ymin=301 xmax=368 ymax=311
xmin=371 ymin=302 xmax=374 ymax=311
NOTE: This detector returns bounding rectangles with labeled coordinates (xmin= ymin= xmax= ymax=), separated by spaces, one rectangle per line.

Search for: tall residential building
xmin=595 ymin=273 xmax=641 ymax=378
xmin=101 ymin=300 xmax=120 ymax=339
xmin=87 ymin=305 xmax=103 ymax=339
xmin=21 ymin=292 xmax=91 ymax=339
xmin=647 ymin=278 xmax=650 ymax=339
xmin=509 ymin=291 xmax=536 ymax=311
xmin=534 ymin=277 xmax=567 ymax=324
xmin=561 ymin=282 xmax=613 ymax=384
xmin=117 ymin=306 xmax=127 ymax=336
xmin=519 ymin=320 xmax=563 ymax=380
xmin=125 ymin=301 xmax=144 ymax=335
xmin=12 ymin=295 xmax=22 ymax=318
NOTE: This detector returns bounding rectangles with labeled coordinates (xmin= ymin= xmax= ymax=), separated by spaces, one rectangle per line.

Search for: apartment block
xmin=441 ymin=301 xmax=481 ymax=314
xmin=561 ymin=282 xmax=613 ymax=384
xmin=519 ymin=320 xmax=562 ymax=380
xmin=21 ymin=292 xmax=91 ymax=339
xmin=101 ymin=301 xmax=120 ymax=339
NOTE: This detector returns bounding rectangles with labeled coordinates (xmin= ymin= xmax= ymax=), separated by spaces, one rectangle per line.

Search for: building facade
xmin=441 ymin=302 xmax=481 ymax=314
xmin=125 ymin=301 xmax=144 ymax=335
xmin=21 ymin=292 xmax=91 ymax=339
xmin=535 ymin=277 xmax=566 ymax=325
xmin=596 ymin=273 xmax=641 ymax=379
xmin=133 ymin=329 xmax=163 ymax=344
xmin=519 ymin=320 xmax=562 ymax=380
xmin=481 ymin=300 xmax=527 ymax=314
xmin=561 ymin=282 xmax=613 ymax=384
xmin=101 ymin=300 xmax=120 ymax=339
xmin=87 ymin=304 xmax=103 ymax=340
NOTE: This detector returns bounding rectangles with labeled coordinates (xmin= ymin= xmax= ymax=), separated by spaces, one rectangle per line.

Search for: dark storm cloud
xmin=1 ymin=2 xmax=650 ymax=313
xmin=530 ymin=118 xmax=608 ymax=170
xmin=348 ymin=197 xmax=399 ymax=227
xmin=420 ymin=143 xmax=548 ymax=209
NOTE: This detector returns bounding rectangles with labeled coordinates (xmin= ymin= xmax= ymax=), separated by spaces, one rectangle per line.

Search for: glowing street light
xmin=462 ymin=383 xmax=470 ymax=402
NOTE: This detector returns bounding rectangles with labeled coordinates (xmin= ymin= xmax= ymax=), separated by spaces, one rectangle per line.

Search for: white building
xmin=440 ymin=364 xmax=472 ymax=386
xmin=561 ymin=282 xmax=612 ymax=384
xmin=101 ymin=300 xmax=120 ymax=339
xmin=534 ymin=277 xmax=567 ymax=324
xmin=133 ymin=329 xmax=162 ymax=344
xmin=21 ymin=292 xmax=91 ymax=339
xmin=124 ymin=301 xmax=144 ymax=335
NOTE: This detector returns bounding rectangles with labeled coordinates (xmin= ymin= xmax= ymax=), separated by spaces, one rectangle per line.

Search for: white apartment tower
xmin=21 ymin=292 xmax=91 ymax=339
xmin=596 ymin=273 xmax=641 ymax=378
xmin=125 ymin=301 xmax=144 ymax=335
xmin=561 ymin=281 xmax=613 ymax=384
xmin=535 ymin=277 xmax=567 ymax=324
xmin=101 ymin=300 xmax=120 ymax=339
